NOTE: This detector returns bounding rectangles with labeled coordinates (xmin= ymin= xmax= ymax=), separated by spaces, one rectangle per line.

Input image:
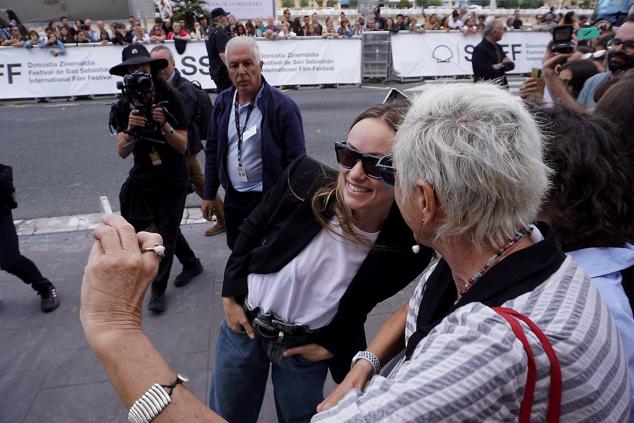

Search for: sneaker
xmin=174 ymin=259 xmax=204 ymax=288
xmin=40 ymin=286 xmax=60 ymax=313
xmin=148 ymin=292 xmax=166 ymax=313
xmin=204 ymin=223 xmax=225 ymax=237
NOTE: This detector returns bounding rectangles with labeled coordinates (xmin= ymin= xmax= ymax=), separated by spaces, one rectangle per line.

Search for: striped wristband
xmin=128 ymin=374 xmax=188 ymax=423
xmin=351 ymin=351 xmax=381 ymax=375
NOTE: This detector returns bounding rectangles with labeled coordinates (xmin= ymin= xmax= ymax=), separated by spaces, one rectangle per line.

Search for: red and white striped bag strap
xmin=492 ymin=306 xmax=562 ymax=423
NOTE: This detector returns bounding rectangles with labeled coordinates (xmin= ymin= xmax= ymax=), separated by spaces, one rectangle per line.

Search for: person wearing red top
xmin=166 ymin=22 xmax=191 ymax=40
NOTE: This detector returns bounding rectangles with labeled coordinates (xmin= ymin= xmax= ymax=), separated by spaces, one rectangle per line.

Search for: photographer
xmin=109 ymin=44 xmax=190 ymax=314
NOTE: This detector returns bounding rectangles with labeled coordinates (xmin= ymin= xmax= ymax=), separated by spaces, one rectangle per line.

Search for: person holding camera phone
xmin=541 ymin=18 xmax=634 ymax=113
xmin=472 ymin=18 xmax=515 ymax=88
xmin=108 ymin=44 xmax=190 ymax=314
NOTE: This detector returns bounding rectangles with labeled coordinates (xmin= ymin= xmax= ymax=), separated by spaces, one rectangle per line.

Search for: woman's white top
xmin=247 ymin=217 xmax=378 ymax=330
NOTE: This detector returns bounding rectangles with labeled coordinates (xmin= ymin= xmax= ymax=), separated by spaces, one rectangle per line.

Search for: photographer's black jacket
xmin=112 ymin=83 xmax=189 ymax=189
xmin=223 ymin=155 xmax=432 ymax=382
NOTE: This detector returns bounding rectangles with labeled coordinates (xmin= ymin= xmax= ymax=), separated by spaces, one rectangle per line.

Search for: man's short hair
xmin=483 ymin=18 xmax=502 ymax=36
xmin=151 ymin=44 xmax=175 ymax=65
xmin=225 ymin=36 xmax=262 ymax=63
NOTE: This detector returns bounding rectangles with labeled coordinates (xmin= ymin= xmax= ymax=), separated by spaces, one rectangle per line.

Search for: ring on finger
xmin=141 ymin=244 xmax=165 ymax=259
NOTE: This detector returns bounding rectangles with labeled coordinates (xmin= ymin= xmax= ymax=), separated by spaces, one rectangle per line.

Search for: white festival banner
xmin=203 ymin=0 xmax=275 ymax=21
xmin=0 ymin=38 xmax=362 ymax=100
xmin=391 ymin=31 xmax=552 ymax=78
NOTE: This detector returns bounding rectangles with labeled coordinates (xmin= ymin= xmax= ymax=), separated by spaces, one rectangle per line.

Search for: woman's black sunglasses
xmin=334 ymin=142 xmax=396 ymax=186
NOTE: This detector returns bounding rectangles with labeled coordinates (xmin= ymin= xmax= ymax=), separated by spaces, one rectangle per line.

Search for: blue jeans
xmin=210 ymin=320 xmax=328 ymax=423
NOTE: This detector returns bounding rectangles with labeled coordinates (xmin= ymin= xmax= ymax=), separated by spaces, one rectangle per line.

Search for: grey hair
xmin=225 ymin=35 xmax=262 ymax=63
xmin=393 ymin=83 xmax=551 ymax=248
xmin=483 ymin=18 xmax=502 ymax=36
xmin=150 ymin=44 xmax=175 ymax=65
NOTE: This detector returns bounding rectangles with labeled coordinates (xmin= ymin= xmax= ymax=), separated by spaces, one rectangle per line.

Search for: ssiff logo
xmin=432 ymin=45 xmax=453 ymax=63
xmin=0 ymin=63 xmax=22 ymax=83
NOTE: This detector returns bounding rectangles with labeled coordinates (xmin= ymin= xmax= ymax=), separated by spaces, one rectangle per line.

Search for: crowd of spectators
xmin=0 ymin=5 xmax=600 ymax=52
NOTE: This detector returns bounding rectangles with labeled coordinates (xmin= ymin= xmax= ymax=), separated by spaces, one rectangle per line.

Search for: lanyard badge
xmin=233 ymin=91 xmax=256 ymax=183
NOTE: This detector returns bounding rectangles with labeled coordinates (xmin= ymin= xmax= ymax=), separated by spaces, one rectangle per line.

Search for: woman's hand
xmin=283 ymin=343 xmax=333 ymax=362
xmin=316 ymin=360 xmax=374 ymax=413
xmin=223 ymin=296 xmax=255 ymax=338
xmin=80 ymin=214 xmax=162 ymax=349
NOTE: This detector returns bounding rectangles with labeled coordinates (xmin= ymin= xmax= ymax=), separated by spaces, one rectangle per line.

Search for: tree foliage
xmin=172 ymin=0 xmax=209 ymax=30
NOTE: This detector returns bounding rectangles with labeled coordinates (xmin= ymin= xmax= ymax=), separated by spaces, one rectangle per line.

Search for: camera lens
xmin=138 ymin=75 xmax=152 ymax=90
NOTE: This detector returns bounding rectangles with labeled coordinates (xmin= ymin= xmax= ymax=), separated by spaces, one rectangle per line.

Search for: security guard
xmin=205 ymin=7 xmax=233 ymax=93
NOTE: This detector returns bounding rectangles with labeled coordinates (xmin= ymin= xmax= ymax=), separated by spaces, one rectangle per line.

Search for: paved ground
xmin=0 ymin=223 xmax=418 ymax=422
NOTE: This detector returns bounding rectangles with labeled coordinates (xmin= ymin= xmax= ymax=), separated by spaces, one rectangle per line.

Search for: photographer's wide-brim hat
xmin=109 ymin=44 xmax=168 ymax=76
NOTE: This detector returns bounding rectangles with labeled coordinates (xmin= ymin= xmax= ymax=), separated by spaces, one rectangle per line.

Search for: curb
xmin=15 ymin=207 xmax=208 ymax=236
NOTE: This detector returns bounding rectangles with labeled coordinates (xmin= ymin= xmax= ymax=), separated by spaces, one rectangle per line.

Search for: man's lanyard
xmin=233 ymin=90 xmax=255 ymax=168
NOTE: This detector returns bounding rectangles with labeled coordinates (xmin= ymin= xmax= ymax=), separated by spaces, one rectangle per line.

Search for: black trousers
xmin=122 ymin=186 xmax=191 ymax=296
xmin=174 ymin=227 xmax=198 ymax=270
xmin=224 ymin=185 xmax=263 ymax=250
xmin=0 ymin=207 xmax=51 ymax=295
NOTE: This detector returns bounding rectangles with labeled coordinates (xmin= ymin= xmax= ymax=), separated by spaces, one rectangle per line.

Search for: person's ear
xmin=414 ymin=180 xmax=438 ymax=224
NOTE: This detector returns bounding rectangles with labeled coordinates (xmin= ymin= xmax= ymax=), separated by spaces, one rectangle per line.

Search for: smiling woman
xmin=210 ymin=100 xmax=432 ymax=423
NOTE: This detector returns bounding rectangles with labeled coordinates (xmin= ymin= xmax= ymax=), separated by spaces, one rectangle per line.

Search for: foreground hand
xmin=283 ymin=343 xmax=333 ymax=362
xmin=201 ymin=199 xmax=215 ymax=221
xmin=80 ymin=214 xmax=161 ymax=345
xmin=317 ymin=360 xmax=374 ymax=413
xmin=223 ymin=297 xmax=255 ymax=338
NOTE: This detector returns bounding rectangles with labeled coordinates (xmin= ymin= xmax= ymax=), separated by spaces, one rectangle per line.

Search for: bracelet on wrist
xmin=351 ymin=351 xmax=381 ymax=375
xmin=128 ymin=374 xmax=188 ymax=423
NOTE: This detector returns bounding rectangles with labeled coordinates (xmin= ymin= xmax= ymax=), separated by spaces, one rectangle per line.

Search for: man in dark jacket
xmin=202 ymin=36 xmax=306 ymax=249
xmin=151 ymin=45 xmax=226 ymax=238
xmin=150 ymin=45 xmax=213 ymax=289
xmin=0 ymin=164 xmax=59 ymax=312
xmin=472 ymin=18 xmax=515 ymax=88
xmin=205 ymin=7 xmax=233 ymax=93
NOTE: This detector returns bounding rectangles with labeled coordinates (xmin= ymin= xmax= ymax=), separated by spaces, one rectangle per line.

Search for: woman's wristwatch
xmin=351 ymin=351 xmax=381 ymax=375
